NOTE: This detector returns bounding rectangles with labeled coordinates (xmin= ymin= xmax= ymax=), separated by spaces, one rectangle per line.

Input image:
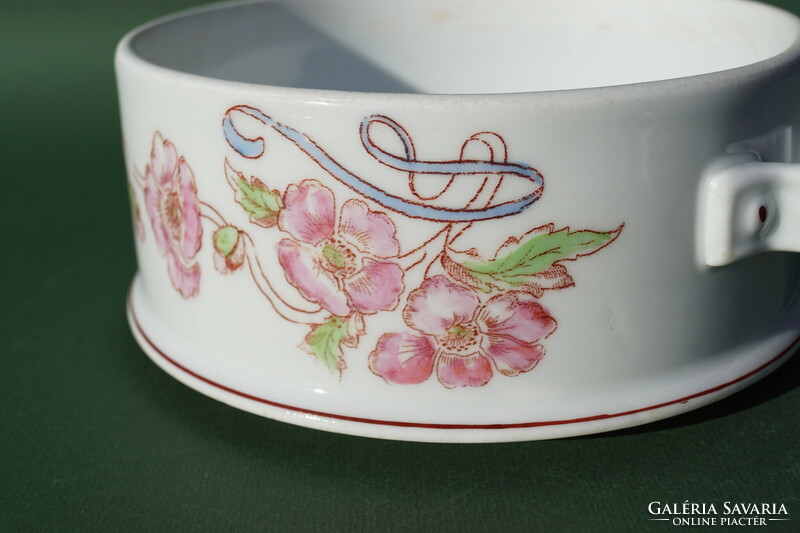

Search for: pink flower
xmin=144 ymin=132 xmax=202 ymax=298
xmin=369 ymin=275 xmax=557 ymax=388
xmin=276 ymin=180 xmax=404 ymax=317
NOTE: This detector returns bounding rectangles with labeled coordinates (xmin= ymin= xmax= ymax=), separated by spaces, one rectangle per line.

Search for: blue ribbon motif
xmin=222 ymin=105 xmax=543 ymax=222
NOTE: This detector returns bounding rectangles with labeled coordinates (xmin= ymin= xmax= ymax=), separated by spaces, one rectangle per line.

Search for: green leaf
xmin=304 ymin=316 xmax=350 ymax=373
xmin=236 ymin=177 xmax=282 ymax=220
xmin=461 ymin=226 xmax=621 ymax=292
xmin=224 ymin=160 xmax=282 ymax=227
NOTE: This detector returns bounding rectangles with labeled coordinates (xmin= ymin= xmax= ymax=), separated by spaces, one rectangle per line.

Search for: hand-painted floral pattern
xmin=131 ymin=112 xmax=623 ymax=387
xmin=368 ymin=275 xmax=556 ymax=388
xmin=212 ymin=225 xmax=245 ymax=274
xmin=276 ymin=179 xmax=404 ymax=317
xmin=143 ymin=132 xmax=202 ymax=298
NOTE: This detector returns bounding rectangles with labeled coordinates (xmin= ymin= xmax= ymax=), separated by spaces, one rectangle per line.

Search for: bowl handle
xmin=699 ymin=129 xmax=800 ymax=266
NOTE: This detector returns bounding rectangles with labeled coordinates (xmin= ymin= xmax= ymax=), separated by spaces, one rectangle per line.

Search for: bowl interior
xmin=130 ymin=0 xmax=800 ymax=94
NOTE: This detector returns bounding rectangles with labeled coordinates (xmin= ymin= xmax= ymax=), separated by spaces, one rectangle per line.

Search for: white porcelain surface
xmin=117 ymin=0 xmax=800 ymax=442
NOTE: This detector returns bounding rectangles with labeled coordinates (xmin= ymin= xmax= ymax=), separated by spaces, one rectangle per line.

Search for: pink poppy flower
xmin=276 ymin=180 xmax=404 ymax=317
xmin=144 ymin=132 xmax=202 ymax=298
xmin=369 ymin=275 xmax=557 ymax=388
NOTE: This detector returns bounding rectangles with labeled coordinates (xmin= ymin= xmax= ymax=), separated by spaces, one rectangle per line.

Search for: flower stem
xmin=241 ymin=233 xmax=327 ymax=323
xmin=199 ymin=202 xmax=226 ymax=228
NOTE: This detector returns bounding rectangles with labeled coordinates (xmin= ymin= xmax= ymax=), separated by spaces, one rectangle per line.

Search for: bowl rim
xmin=115 ymin=0 xmax=800 ymax=105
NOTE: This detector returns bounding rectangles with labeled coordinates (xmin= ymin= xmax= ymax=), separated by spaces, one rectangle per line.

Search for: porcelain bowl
xmin=117 ymin=0 xmax=800 ymax=442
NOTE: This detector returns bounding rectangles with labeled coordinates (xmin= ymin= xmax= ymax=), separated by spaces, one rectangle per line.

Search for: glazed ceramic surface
xmin=117 ymin=0 xmax=800 ymax=442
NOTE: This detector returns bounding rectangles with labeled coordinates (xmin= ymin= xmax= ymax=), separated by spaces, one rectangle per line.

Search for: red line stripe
xmin=128 ymin=297 xmax=799 ymax=431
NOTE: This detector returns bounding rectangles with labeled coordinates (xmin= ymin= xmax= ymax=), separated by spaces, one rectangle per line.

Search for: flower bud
xmin=213 ymin=225 xmax=245 ymax=274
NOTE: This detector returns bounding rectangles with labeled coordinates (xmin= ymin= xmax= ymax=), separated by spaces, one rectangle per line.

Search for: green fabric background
xmin=2 ymin=1 xmax=799 ymax=530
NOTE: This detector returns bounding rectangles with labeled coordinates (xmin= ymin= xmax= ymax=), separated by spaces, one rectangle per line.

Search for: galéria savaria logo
xmin=648 ymin=501 xmax=790 ymax=527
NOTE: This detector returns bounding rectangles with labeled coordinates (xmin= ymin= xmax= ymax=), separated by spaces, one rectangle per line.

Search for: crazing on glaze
xmin=128 ymin=106 xmax=623 ymax=388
